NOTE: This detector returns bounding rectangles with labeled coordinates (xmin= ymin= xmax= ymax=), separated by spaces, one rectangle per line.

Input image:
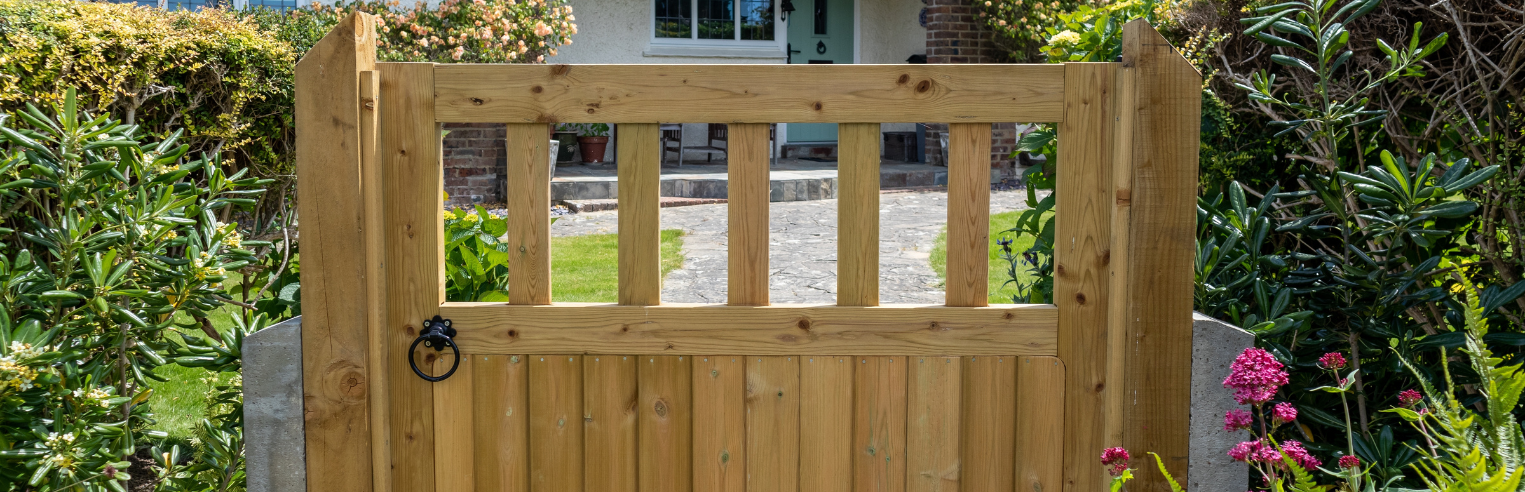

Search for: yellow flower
xmin=444 ymin=209 xmax=458 ymax=220
xmin=1049 ymin=30 xmax=1082 ymax=46
xmin=464 ymin=213 xmax=480 ymax=223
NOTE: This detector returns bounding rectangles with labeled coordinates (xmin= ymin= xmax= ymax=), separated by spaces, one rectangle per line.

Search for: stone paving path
xmin=550 ymin=190 xmax=1031 ymax=304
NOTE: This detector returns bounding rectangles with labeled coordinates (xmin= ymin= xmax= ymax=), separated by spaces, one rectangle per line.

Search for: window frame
xmin=650 ymin=0 xmax=784 ymax=49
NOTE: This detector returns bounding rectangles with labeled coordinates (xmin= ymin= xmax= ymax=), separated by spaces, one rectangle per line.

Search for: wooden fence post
xmin=1117 ymin=19 xmax=1202 ymax=491
xmin=296 ymin=11 xmax=377 ymax=492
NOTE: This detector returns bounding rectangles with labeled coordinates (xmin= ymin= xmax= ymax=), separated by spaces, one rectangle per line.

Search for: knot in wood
xmin=654 ymin=399 xmax=669 ymax=417
xmin=915 ymin=80 xmax=931 ymax=93
xmin=470 ymin=97 xmax=485 ymax=105
xmin=897 ymin=74 xmax=910 ymax=84
xmin=531 ymin=86 xmax=544 ymax=94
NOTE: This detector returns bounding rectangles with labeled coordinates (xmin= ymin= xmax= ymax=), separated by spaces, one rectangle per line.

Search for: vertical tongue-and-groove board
xmin=425 ymin=353 xmax=1064 ymax=491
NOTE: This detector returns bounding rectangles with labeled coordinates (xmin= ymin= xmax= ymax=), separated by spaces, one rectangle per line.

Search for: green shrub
xmin=0 ymin=88 xmax=267 ymax=491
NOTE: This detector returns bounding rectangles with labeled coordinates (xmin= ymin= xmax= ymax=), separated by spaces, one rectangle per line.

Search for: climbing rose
xmin=1223 ymin=409 xmax=1253 ymax=431
xmin=1281 ymin=440 xmax=1321 ymax=469
xmin=1100 ymin=447 xmax=1130 ymax=477
xmin=1272 ymin=402 xmax=1298 ymax=424
xmin=1319 ymin=352 xmax=1347 ymax=370
xmin=1339 ymin=455 xmax=1361 ymax=469
xmin=1399 ymin=389 xmax=1423 ymax=408
xmin=1223 ymin=348 xmax=1289 ymax=405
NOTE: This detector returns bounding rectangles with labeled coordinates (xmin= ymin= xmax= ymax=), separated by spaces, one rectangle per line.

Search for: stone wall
xmin=442 ymin=122 xmax=507 ymax=206
xmin=922 ymin=0 xmax=1018 ymax=174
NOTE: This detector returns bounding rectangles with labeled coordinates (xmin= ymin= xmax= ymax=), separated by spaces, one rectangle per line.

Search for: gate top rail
xmin=433 ymin=63 xmax=1065 ymax=124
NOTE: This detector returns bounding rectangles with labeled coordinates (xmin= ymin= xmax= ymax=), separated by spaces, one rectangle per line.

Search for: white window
xmin=648 ymin=0 xmax=784 ymax=58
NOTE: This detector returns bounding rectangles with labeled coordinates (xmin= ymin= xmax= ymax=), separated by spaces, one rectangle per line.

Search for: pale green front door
xmin=786 ymin=0 xmax=853 ymax=143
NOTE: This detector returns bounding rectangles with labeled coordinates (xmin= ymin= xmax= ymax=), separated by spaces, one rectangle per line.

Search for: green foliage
xmin=249 ymin=0 xmax=577 ymax=64
xmin=443 ymin=205 xmax=513 ymax=303
xmin=0 ymin=0 xmax=300 ymax=188
xmin=1039 ymin=0 xmax=1168 ymax=62
xmin=0 ymin=88 xmax=266 ymax=491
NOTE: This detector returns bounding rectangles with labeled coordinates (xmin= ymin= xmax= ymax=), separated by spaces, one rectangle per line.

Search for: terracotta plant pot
xmin=577 ymin=136 xmax=609 ymax=164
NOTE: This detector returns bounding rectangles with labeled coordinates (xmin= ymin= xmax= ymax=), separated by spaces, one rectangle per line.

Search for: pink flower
xmin=1100 ymin=447 xmax=1130 ymax=477
xmin=1228 ymin=440 xmax=1280 ymax=464
xmin=1338 ymin=455 xmax=1361 ymax=469
xmin=1319 ymin=352 xmax=1347 ymax=370
xmin=1272 ymin=402 xmax=1297 ymax=424
xmin=1224 ymin=409 xmax=1253 ymax=431
xmin=1280 ymin=440 xmax=1321 ymax=469
xmin=1399 ymin=389 xmax=1423 ymax=408
xmin=1223 ymin=348 xmax=1289 ymax=405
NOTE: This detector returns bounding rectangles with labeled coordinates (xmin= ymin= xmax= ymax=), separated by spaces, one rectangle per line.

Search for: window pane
xmin=739 ymin=0 xmax=773 ymax=40
xmin=813 ymin=0 xmax=827 ymax=35
xmin=697 ymin=0 xmax=734 ymax=40
xmin=655 ymin=0 xmax=692 ymax=38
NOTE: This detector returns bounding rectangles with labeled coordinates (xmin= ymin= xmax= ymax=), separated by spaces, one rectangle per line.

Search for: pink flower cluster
xmin=1399 ymin=389 xmax=1423 ymax=408
xmin=1223 ymin=348 xmax=1289 ymax=405
xmin=1338 ymin=455 xmax=1361 ymax=469
xmin=1228 ymin=439 xmax=1320 ymax=469
xmin=1319 ymin=352 xmax=1347 ymax=370
xmin=1272 ymin=402 xmax=1298 ymax=424
xmin=1100 ymin=447 xmax=1130 ymax=477
xmin=1224 ymin=409 xmax=1253 ymax=431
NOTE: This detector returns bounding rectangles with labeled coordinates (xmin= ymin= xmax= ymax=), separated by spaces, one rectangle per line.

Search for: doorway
xmin=785 ymin=0 xmax=854 ymax=143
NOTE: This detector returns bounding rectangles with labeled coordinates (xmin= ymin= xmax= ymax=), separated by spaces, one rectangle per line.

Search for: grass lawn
xmin=148 ymin=229 xmax=688 ymax=442
xmin=929 ymin=210 xmax=1048 ymax=305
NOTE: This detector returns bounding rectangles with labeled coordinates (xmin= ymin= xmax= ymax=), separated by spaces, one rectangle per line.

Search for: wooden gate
xmin=295 ymin=12 xmax=1200 ymax=492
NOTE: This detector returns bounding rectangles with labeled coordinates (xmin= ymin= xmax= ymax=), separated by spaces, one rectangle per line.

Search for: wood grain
xmin=357 ymin=67 xmax=390 ymax=492
xmin=433 ymin=64 xmax=1066 ymax=123
xmin=295 ymin=12 xmax=376 ymax=492
xmin=585 ymin=355 xmax=638 ymax=492
xmin=433 ymin=355 xmax=474 ymax=491
xmin=618 ymin=123 xmax=661 ymax=306
xmin=441 ymin=303 xmax=1057 ymax=356
xmin=1120 ymin=20 xmax=1201 ymax=490
xmin=507 ymin=123 xmax=552 ymax=305
xmin=692 ymin=356 xmax=746 ymax=492
xmin=378 ymin=60 xmax=444 ymax=492
xmin=945 ymin=124 xmax=993 ymax=307
xmin=854 ymin=356 xmax=907 ymax=492
xmin=727 ymin=124 xmax=771 ymax=306
xmin=837 ymin=123 xmax=880 ymax=307
xmin=1055 ymin=62 xmax=1118 ymax=492
xmin=746 ymin=357 xmax=800 ymax=492
xmin=474 ymin=355 xmax=529 ymax=492
xmin=907 ymin=357 xmax=960 ymax=492
xmin=1015 ymin=356 xmax=1065 ymax=492
xmin=529 ymin=355 xmax=583 ymax=492
xmin=960 ymin=356 xmax=1015 ymax=491
xmin=800 ymin=356 xmax=854 ymax=492
xmin=639 ymin=356 xmax=693 ymax=492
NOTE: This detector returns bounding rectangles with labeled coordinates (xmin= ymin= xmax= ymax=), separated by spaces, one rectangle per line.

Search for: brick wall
xmin=442 ymin=123 xmax=507 ymax=206
xmin=923 ymin=0 xmax=1017 ymax=174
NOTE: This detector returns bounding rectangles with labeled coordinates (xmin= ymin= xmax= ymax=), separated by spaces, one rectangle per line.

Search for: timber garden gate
xmin=295 ymin=12 xmax=1200 ymax=492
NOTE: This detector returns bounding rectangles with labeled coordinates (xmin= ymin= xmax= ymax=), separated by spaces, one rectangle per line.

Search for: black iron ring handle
xmin=408 ymin=315 xmax=460 ymax=382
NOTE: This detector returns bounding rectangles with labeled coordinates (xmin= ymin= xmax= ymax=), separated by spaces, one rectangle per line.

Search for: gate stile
xmin=295 ymin=12 xmax=1200 ymax=492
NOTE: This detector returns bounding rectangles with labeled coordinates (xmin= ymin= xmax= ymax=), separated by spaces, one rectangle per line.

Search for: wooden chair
xmin=659 ymin=123 xmax=684 ymax=165
xmin=702 ymin=123 xmax=777 ymax=165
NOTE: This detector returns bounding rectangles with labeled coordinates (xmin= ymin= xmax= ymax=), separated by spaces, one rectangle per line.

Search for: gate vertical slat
xmin=295 ymin=11 xmax=376 ymax=492
xmin=530 ymin=355 xmax=585 ymax=491
xmin=616 ymin=123 xmax=661 ymax=306
xmin=507 ymin=124 xmax=553 ymax=305
xmin=906 ymin=357 xmax=961 ymax=492
xmin=692 ymin=356 xmax=746 ymax=492
xmin=1054 ymin=61 xmax=1119 ymax=492
xmin=585 ymin=355 xmax=638 ymax=492
xmin=962 ymin=356 xmax=1017 ymax=490
xmin=836 ymin=123 xmax=881 ymax=307
xmin=745 ymin=357 xmax=802 ymax=492
xmin=432 ymin=356 xmax=475 ymax=490
xmin=639 ymin=356 xmax=694 ymax=492
xmin=1014 ymin=357 xmax=1066 ymax=490
xmin=853 ymin=357 xmax=908 ymax=492
xmin=358 ymin=68 xmax=389 ymax=492
xmin=378 ymin=61 xmax=444 ymax=492
xmin=945 ymin=123 xmax=994 ymax=307
xmin=726 ymin=124 xmax=772 ymax=306
xmin=474 ymin=355 xmax=530 ymax=491
xmin=1118 ymin=20 xmax=1201 ymax=490
xmin=800 ymin=357 xmax=855 ymax=492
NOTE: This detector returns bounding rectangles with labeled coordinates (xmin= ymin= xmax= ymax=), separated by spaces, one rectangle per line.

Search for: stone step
xmin=550 ymin=168 xmax=952 ymax=202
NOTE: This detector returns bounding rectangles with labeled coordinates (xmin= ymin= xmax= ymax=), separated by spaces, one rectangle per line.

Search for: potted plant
xmin=575 ymin=123 xmax=611 ymax=164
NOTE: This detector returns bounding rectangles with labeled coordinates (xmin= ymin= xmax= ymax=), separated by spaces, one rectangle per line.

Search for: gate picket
xmin=745 ymin=357 xmax=801 ymax=492
xmin=853 ymin=356 xmax=908 ymax=492
xmin=474 ymin=355 xmax=529 ymax=491
xmin=530 ymin=355 xmax=584 ymax=492
xmin=433 ymin=356 xmax=475 ymax=490
xmin=584 ymin=355 xmax=637 ymax=492
xmin=639 ymin=356 xmax=693 ymax=492
xmin=692 ymin=356 xmax=746 ymax=492
xmin=907 ymin=357 xmax=961 ymax=492
xmin=961 ymin=356 xmax=1017 ymax=491
xmin=1015 ymin=356 xmax=1066 ymax=492
xmin=800 ymin=357 xmax=855 ymax=492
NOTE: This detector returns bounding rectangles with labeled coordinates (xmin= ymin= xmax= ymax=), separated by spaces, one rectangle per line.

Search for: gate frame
xmin=295 ymin=12 xmax=1199 ymax=492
